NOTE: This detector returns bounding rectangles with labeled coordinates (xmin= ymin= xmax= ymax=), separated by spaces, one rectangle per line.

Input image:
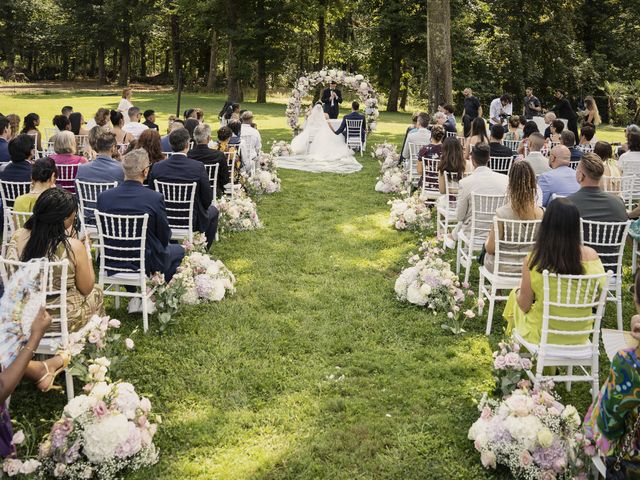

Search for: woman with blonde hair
xmin=117 ymin=87 xmax=133 ymax=122
xmin=6 ymin=114 xmax=20 ymax=140
xmin=582 ymin=96 xmax=602 ymax=128
xmin=484 ymin=161 xmax=544 ymax=273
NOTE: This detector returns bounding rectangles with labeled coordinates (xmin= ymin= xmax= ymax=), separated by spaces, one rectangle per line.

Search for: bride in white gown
xmin=277 ymin=104 xmax=363 ymax=174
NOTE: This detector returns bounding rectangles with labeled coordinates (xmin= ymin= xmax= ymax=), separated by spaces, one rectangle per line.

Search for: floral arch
xmin=285 ymin=69 xmax=380 ymax=132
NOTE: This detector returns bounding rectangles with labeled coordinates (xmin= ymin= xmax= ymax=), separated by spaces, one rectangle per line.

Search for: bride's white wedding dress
xmin=277 ymin=104 xmax=363 ymax=174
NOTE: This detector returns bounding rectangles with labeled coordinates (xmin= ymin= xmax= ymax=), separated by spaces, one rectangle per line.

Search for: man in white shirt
xmin=522 ymin=133 xmax=550 ymax=175
xmin=401 ymin=113 xmax=431 ymax=160
xmin=240 ymin=111 xmax=262 ymax=172
xmin=122 ymin=107 xmax=149 ymax=140
xmin=619 ymin=131 xmax=640 ymax=175
xmin=489 ymin=94 xmax=513 ymax=126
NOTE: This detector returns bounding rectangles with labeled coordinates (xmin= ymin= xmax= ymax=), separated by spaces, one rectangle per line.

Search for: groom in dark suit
xmin=321 ymin=81 xmax=342 ymax=119
xmin=334 ymin=101 xmax=367 ymax=143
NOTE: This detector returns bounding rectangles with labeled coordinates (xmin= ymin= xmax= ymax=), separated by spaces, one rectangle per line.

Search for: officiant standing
xmin=322 ymin=81 xmax=342 ymax=119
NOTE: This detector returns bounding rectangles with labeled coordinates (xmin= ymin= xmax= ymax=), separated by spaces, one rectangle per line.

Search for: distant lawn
xmin=0 ymin=90 xmax=632 ymax=479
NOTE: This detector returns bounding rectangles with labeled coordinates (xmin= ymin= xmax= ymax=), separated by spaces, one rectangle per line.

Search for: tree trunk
xmin=206 ymin=29 xmax=218 ymax=91
xmin=164 ymin=49 xmax=170 ymax=76
xmin=140 ymin=36 xmax=147 ymax=78
xmin=399 ymin=67 xmax=409 ymax=111
xmin=171 ymin=14 xmax=182 ymax=88
xmin=118 ymin=34 xmax=130 ymax=86
xmin=257 ymin=56 xmax=267 ymax=103
xmin=386 ymin=35 xmax=401 ymax=112
xmin=317 ymin=1 xmax=327 ymax=69
xmin=226 ymin=0 xmax=242 ymax=102
xmin=427 ymin=0 xmax=453 ymax=112
xmin=97 ymin=43 xmax=106 ymax=85
xmin=61 ymin=53 xmax=69 ymax=81
xmin=112 ymin=48 xmax=119 ymax=78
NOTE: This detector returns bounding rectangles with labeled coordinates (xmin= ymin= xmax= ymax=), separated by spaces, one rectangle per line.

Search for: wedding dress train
xmin=277 ymin=104 xmax=363 ymax=174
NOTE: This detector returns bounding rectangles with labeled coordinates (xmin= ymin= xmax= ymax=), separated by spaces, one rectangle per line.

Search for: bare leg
xmin=23 ymin=356 xmax=64 ymax=386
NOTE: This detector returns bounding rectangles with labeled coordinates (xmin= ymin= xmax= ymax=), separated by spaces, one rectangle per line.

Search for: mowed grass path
xmin=0 ymin=90 xmax=629 ymax=479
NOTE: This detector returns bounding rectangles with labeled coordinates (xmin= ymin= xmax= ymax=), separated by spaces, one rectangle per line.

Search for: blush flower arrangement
xmin=468 ymin=381 xmax=589 ymax=480
xmin=375 ymin=167 xmax=408 ymax=194
xmin=270 ymin=141 xmax=292 ymax=157
xmin=372 ymin=143 xmax=398 ymax=162
xmin=388 ymin=195 xmax=432 ymax=231
xmin=492 ymin=339 xmax=535 ymax=398
xmin=217 ymin=193 xmax=262 ymax=234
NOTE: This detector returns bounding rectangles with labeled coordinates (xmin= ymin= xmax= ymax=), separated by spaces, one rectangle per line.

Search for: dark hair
xmin=217 ymin=126 xmax=233 ymax=142
xmin=110 ymin=110 xmax=124 ymax=127
xmin=95 ymin=108 xmax=110 ymax=126
xmin=551 ymin=119 xmax=564 ymax=134
xmin=581 ymin=123 xmax=596 ymax=141
xmin=560 ymin=130 xmax=575 ymax=147
xmin=500 ymin=94 xmax=512 ymax=103
xmin=593 ymin=141 xmax=612 ymax=161
xmin=417 ymin=113 xmax=429 ymax=129
xmin=136 ymin=129 xmax=165 ymax=164
xmin=555 ymin=89 xmax=566 ymax=97
xmin=184 ymin=118 xmax=199 ymax=140
xmin=629 ymin=132 xmax=640 ymax=152
xmin=169 ymin=128 xmax=191 ymax=152
xmin=470 ymin=117 xmax=488 ymax=142
xmin=490 ymin=124 xmax=505 ymax=140
xmin=52 ymin=115 xmax=70 ymax=132
xmin=172 ymin=119 xmax=185 ymax=127
xmin=228 ymin=121 xmax=241 ymax=136
xmin=21 ymin=188 xmax=78 ymax=262
xmin=508 ymin=116 xmax=520 ymax=129
xmin=32 ymin=157 xmax=57 ymax=182
xmin=143 ymin=109 xmax=154 ymax=119
xmin=522 ymin=121 xmax=539 ymax=138
xmin=69 ymin=112 xmax=83 ymax=135
xmin=0 ymin=116 xmax=9 ymax=135
xmin=438 ymin=137 xmax=465 ymax=179
xmin=184 ymin=108 xmax=195 ymax=119
xmin=507 ymin=161 xmax=538 ymax=218
xmin=21 ymin=113 xmax=40 ymax=134
xmin=471 ymin=142 xmax=490 ymax=166
xmin=352 ymin=101 xmax=360 ymax=110
xmin=61 ymin=106 xmax=73 ymax=115
xmin=219 ymin=101 xmax=233 ymax=118
xmin=95 ymin=131 xmax=117 ymax=152
xmin=8 ymin=134 xmax=35 ymax=162
xmin=529 ymin=198 xmax=583 ymax=274
xmin=443 ymin=104 xmax=454 ymax=114
xmin=431 ymin=125 xmax=445 ymax=142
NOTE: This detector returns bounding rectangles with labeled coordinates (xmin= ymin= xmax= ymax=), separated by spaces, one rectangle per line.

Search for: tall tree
xmin=206 ymin=29 xmax=218 ymax=91
xmin=427 ymin=0 xmax=453 ymax=110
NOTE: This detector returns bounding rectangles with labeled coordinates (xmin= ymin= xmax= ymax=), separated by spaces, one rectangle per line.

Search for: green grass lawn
xmin=0 ymin=90 xmax=632 ymax=479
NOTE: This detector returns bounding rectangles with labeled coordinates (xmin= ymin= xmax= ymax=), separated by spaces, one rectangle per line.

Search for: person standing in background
xmin=462 ymin=88 xmax=482 ymax=137
xmin=523 ymin=87 xmax=541 ymax=119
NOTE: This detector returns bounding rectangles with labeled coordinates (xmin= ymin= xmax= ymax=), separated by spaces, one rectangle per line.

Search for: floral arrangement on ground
xmin=245 ymin=153 xmax=281 ymax=195
xmin=388 ymin=195 xmax=431 ymax=231
xmin=270 ymin=141 xmax=292 ymax=157
xmin=286 ymin=69 xmax=379 ymax=131
xmin=216 ymin=193 xmax=262 ymax=233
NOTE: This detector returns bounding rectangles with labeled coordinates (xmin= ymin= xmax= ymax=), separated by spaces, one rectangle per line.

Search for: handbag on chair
xmin=605 ymin=414 xmax=640 ymax=479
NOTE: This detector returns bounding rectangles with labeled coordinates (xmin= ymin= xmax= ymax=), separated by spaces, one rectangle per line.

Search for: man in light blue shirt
xmin=537 ymin=145 xmax=579 ymax=207
xmin=76 ymin=129 xmax=124 ymax=183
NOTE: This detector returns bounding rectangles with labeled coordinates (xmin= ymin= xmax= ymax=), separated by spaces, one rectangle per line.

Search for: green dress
xmin=504 ymin=257 xmax=606 ymax=345
xmin=13 ymin=193 xmax=40 ymax=213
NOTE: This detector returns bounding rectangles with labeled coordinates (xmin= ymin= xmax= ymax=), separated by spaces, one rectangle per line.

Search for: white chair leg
xmin=566 ymin=365 xmax=573 ymax=392
xmin=456 ymin=242 xmax=461 ymax=275
xmin=115 ymin=287 xmax=120 ymax=310
xmin=477 ymin=273 xmax=485 ymax=316
xmin=633 ymin=239 xmax=638 ymax=276
xmin=65 ymin=369 xmax=74 ymax=401
xmin=616 ymin=282 xmax=623 ymax=330
xmin=486 ymin=285 xmax=497 ymax=336
xmin=463 ymin=248 xmax=472 ymax=285
xmin=142 ymin=291 xmax=148 ymax=333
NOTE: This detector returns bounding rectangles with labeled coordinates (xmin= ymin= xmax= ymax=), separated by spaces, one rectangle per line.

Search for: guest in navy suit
xmin=0 ymin=116 xmax=11 ymax=163
xmin=187 ymin=124 xmax=230 ymax=198
xmin=76 ymin=129 xmax=124 ymax=183
xmin=148 ymin=128 xmax=219 ymax=249
xmin=160 ymin=120 xmax=184 ymax=153
xmin=97 ymin=149 xmax=184 ymax=281
xmin=334 ymin=101 xmax=367 ymax=143
xmin=0 ymin=134 xmax=35 ymax=182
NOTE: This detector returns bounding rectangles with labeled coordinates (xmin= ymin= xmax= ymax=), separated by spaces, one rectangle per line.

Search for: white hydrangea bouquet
xmin=375 ymin=167 xmax=407 ymax=194
xmin=468 ymin=382 xmax=589 ymax=480
xmin=217 ymin=193 xmax=263 ymax=233
xmin=372 ymin=143 xmax=398 ymax=161
xmin=270 ymin=141 xmax=292 ymax=157
xmin=394 ymin=242 xmax=463 ymax=312
xmin=246 ymin=170 xmax=281 ymax=196
xmin=172 ymin=251 xmax=236 ymax=306
xmin=388 ymin=195 xmax=432 ymax=231
xmin=37 ymin=359 xmax=160 ymax=480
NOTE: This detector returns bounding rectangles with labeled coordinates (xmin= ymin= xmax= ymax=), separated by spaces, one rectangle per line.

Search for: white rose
xmin=241 ymin=218 xmax=252 ymax=229
xmin=209 ymin=280 xmax=226 ymax=301
xmin=406 ymin=282 xmax=427 ymax=306
xmin=53 ymin=463 xmax=66 ymax=477
xmin=114 ymin=383 xmax=140 ymax=420
xmin=480 ymin=450 xmax=496 ymax=469
xmin=393 ymin=201 xmax=408 ymax=213
xmin=3 ymin=458 xmax=21 ymax=476
xmin=11 ymin=430 xmax=24 ymax=445
xmin=64 ymin=395 xmax=96 ymax=419
xmin=19 ymin=459 xmax=41 ymax=475
xmin=82 ymin=413 xmax=130 ymax=463
xmin=403 ymin=209 xmax=417 ymax=224
xmin=419 ymin=283 xmax=432 ymax=297
xmin=90 ymin=382 xmax=112 ymax=400
xmin=561 ymin=405 xmax=581 ymax=428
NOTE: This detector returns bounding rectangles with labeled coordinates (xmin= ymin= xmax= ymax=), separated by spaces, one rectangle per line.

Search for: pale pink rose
xmin=88 ymin=331 xmax=101 ymax=344
xmin=519 ymin=450 xmax=533 ymax=466
xmin=521 ymin=358 xmax=533 ymax=370
xmin=541 ymin=470 xmax=556 ymax=480
xmin=584 ymin=444 xmax=596 ymax=456
xmin=3 ymin=459 xmax=21 ymax=476
xmin=480 ymin=450 xmax=496 ymax=469
xmin=108 ymin=319 xmax=121 ymax=328
xmin=477 ymin=298 xmax=485 ymax=309
xmin=11 ymin=430 xmax=25 ymax=445
xmin=552 ymin=457 xmax=566 ymax=473
xmin=125 ymin=338 xmax=135 ymax=350
xmin=493 ymin=356 xmax=507 ymax=370
xmin=504 ymin=352 xmax=520 ymax=368
xmin=92 ymin=401 xmax=108 ymax=418
xmin=480 ymin=406 xmax=492 ymax=420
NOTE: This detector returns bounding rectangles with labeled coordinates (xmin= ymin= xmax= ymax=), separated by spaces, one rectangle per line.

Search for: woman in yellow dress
xmin=13 ymin=157 xmax=57 ymax=213
xmin=503 ymin=197 xmax=606 ymax=345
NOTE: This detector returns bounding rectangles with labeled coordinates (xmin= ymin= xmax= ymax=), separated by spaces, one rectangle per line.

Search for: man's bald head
xmin=550 ymin=145 xmax=571 ymax=167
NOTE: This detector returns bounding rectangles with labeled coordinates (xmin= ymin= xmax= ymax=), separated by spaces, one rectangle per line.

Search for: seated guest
xmin=14 ymin=157 xmax=57 ymax=213
xmin=537 ymin=145 xmax=579 ymax=206
xmin=516 ymin=120 xmax=539 ymax=156
xmin=61 ymin=106 xmax=73 ymax=117
xmin=402 ymin=113 xmax=431 ymax=160
xmin=454 ymin=143 xmax=508 ymax=242
xmin=619 ymin=131 xmax=640 ymax=175
xmin=464 ymin=117 xmax=488 ymax=161
xmin=548 ymin=119 xmax=564 ymax=143
xmin=432 ymin=111 xmax=447 ymax=129
xmin=568 ymin=153 xmax=627 ymax=222
xmin=188 ymin=124 xmax=230 ymax=197
xmin=443 ymin=105 xmax=457 ymax=133
xmin=184 ymin=118 xmax=200 ymax=142
xmin=20 ymin=113 xmax=42 ymax=152
xmin=584 ymin=273 xmax=640 ymax=465
xmin=579 ymin=123 xmax=596 ymax=148
xmin=504 ymin=116 xmax=523 ymax=141
xmin=76 ymin=129 xmax=124 ymax=183
xmin=160 ymin=120 xmax=184 ymax=152
xmin=437 ymin=136 xmax=467 ymax=196
xmin=148 ymin=128 xmax=219 ymax=248
xmin=522 ymin=132 xmax=550 ymax=175
xmin=560 ymin=130 xmax=582 ymax=163
xmin=227 ymin=120 xmax=242 ymax=147
xmin=503 ymin=198 xmax=605 ymax=344
xmin=86 ymin=108 xmax=110 ymax=130
xmin=0 ymin=134 xmax=34 ymax=182
xmin=543 ymin=111 xmax=556 ymax=139
xmin=49 ymin=131 xmax=86 ymax=193
xmin=594 ymin=141 xmax=620 ymax=180
xmin=143 ymin=110 xmax=158 ymax=131
xmin=69 ymin=112 xmax=89 ymax=136
xmin=484 ymin=161 xmax=544 ymax=273
xmin=194 ymin=108 xmax=204 ymax=123
xmin=399 ymin=113 xmax=420 ymax=161
xmin=7 ymin=188 xmax=104 ymax=331
xmin=51 ymin=115 xmax=71 ymax=140
xmin=97 ymin=149 xmax=185 ymax=283
xmin=240 ymin=111 xmax=262 ymax=170
xmin=617 ymin=124 xmax=640 ymax=158
xmin=488 ymin=124 xmax=513 ymax=157
xmin=417 ymin=125 xmax=445 ymax=187
xmin=334 ymin=101 xmax=367 ymax=144
xmin=216 ymin=126 xmax=241 ymax=184
xmin=110 ymin=110 xmax=134 ymax=146
xmin=122 ymin=107 xmax=149 ymax=140
xmin=6 ymin=114 xmax=20 ymax=140
xmin=136 ymin=129 xmax=167 ymax=168
xmin=0 ymin=116 xmax=11 ymax=162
